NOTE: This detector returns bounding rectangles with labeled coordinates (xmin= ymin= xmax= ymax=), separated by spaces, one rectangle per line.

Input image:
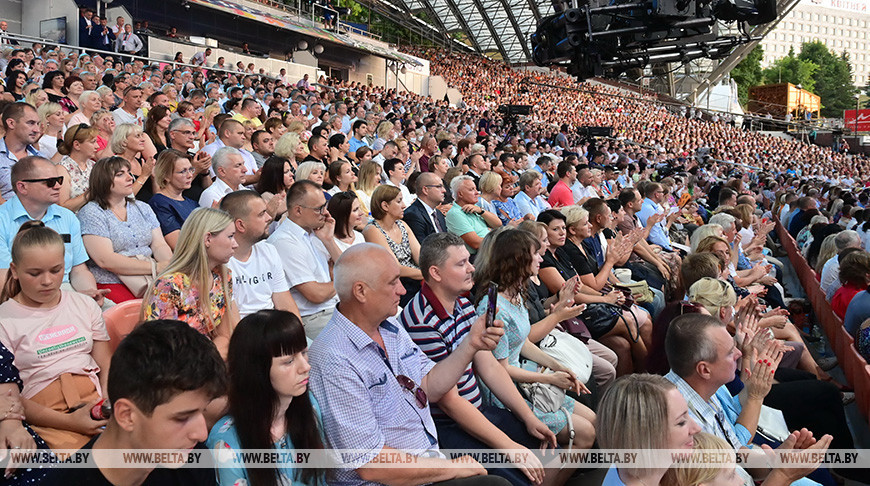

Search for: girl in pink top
xmin=0 ymin=222 xmax=111 ymax=450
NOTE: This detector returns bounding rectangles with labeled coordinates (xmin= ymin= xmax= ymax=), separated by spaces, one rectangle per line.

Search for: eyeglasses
xmin=299 ymin=202 xmax=328 ymax=213
xmin=175 ymin=168 xmax=195 ymax=175
xmin=22 ymin=176 xmax=63 ymax=187
xmin=172 ymin=129 xmax=196 ymax=136
xmin=423 ymin=184 xmax=444 ymax=189
xmin=396 ymin=375 xmax=427 ymax=408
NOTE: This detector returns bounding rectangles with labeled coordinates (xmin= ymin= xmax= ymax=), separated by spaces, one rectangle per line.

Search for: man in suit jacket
xmin=404 ymin=172 xmax=448 ymax=243
xmin=79 ymin=8 xmax=95 ymax=49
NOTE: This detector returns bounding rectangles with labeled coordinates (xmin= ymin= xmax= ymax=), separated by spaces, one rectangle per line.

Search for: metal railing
xmin=0 ymin=32 xmax=282 ymax=81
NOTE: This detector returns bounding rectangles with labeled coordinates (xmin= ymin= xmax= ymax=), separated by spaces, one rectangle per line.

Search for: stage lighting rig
xmin=531 ymin=0 xmax=775 ymax=80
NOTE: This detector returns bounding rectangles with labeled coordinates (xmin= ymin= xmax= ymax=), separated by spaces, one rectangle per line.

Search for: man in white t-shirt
xmin=220 ymin=190 xmax=300 ymax=319
xmin=190 ymin=48 xmax=211 ymax=67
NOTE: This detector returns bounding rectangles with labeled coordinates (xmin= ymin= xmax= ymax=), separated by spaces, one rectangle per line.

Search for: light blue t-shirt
xmin=207 ymin=396 xmax=325 ymax=486
xmin=0 ymin=197 xmax=88 ymax=282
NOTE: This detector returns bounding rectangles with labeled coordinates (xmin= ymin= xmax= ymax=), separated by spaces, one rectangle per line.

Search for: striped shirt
xmin=399 ymin=283 xmax=481 ymax=417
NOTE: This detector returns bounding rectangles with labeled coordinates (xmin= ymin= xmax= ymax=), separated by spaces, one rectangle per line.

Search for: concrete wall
xmin=21 ymin=0 xmax=78 ymax=45
xmin=1 ymin=0 xmax=22 ymax=35
xmin=149 ymin=37 xmax=319 ymax=81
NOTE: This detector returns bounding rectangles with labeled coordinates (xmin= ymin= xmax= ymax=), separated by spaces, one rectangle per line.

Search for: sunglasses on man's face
xmin=22 ymin=176 xmax=64 ymax=187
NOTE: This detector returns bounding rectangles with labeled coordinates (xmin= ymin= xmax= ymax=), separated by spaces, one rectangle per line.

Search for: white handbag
xmin=537 ymin=329 xmax=594 ymax=385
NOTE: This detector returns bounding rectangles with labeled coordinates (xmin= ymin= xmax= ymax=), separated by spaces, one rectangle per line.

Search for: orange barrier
xmin=774 ymin=219 xmax=870 ymax=418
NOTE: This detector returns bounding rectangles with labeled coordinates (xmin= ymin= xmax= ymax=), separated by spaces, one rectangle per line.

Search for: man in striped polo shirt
xmin=399 ymin=232 xmax=558 ymax=486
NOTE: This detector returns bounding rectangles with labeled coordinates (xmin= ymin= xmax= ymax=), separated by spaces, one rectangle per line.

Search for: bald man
xmin=308 ymin=243 xmax=508 ymax=486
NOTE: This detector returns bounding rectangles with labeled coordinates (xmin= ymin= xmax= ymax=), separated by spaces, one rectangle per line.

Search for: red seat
xmin=103 ymin=299 xmax=143 ymax=352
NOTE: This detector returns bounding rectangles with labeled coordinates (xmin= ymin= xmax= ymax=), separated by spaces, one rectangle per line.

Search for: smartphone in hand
xmin=485 ymin=282 xmax=498 ymax=327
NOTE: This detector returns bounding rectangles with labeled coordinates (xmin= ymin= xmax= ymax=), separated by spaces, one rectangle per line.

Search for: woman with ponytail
xmin=0 ymin=221 xmax=111 ymax=450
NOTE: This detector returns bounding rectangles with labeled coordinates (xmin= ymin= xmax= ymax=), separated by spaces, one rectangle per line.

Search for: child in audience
xmin=0 ymin=221 xmax=110 ymax=450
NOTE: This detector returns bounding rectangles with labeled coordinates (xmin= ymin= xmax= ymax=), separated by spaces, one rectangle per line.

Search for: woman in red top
xmin=832 ymin=251 xmax=870 ymax=319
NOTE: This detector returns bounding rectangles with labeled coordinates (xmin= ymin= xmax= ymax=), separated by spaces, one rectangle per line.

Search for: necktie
xmin=432 ymin=210 xmax=444 ymax=232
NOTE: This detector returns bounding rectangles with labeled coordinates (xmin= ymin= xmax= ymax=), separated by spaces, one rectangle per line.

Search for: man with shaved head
xmin=309 ymin=243 xmax=507 ymax=486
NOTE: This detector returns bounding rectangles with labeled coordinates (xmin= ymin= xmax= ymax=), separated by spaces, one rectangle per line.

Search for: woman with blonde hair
xmin=89 ymin=110 xmax=115 ymax=159
xmin=363 ymin=184 xmax=422 ymax=305
xmin=110 ymin=123 xmax=157 ymax=202
xmin=597 ymin=373 xmax=701 ymax=485
xmin=67 ymin=90 xmax=102 ymax=127
xmin=813 ymin=234 xmax=839 ymax=275
xmin=688 ymin=276 xmax=824 ymax=379
xmin=37 ymin=101 xmax=65 ymax=159
xmin=371 ymin=120 xmax=394 ymax=151
xmin=286 ymin=120 xmax=306 ymax=135
xmin=664 ymin=432 xmax=743 ymax=486
xmin=24 ymin=88 xmax=48 ymax=108
xmin=355 ymin=160 xmax=380 ymax=215
xmin=273 ymin=131 xmax=305 ymax=171
xmin=477 ymin=171 xmax=500 ymax=215
xmin=141 ymin=207 xmax=239 ymax=358
xmin=56 ymin=123 xmax=99 ymax=211
xmin=690 ymin=224 xmax=726 ymax=253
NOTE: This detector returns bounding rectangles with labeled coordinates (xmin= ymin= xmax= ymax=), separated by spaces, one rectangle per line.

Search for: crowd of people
xmin=0 ymin=20 xmax=866 ymax=486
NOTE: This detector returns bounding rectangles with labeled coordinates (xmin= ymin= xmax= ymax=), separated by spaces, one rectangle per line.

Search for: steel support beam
xmin=689 ymin=0 xmax=802 ymax=101
xmin=495 ymin=0 xmax=533 ymax=60
xmin=438 ymin=0 xmax=486 ymax=52
xmin=469 ymin=0 xmax=512 ymax=62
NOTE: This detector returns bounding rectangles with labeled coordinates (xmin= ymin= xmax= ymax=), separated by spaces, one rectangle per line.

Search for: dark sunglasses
xmin=69 ymin=123 xmax=87 ymax=142
xmin=22 ymin=176 xmax=64 ymax=187
xmin=396 ymin=375 xmax=427 ymax=409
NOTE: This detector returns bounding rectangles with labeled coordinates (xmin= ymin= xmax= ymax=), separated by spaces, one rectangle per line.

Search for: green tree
xmin=798 ymin=41 xmax=857 ymax=117
xmin=730 ymin=45 xmax=764 ymax=106
xmin=761 ymin=47 xmax=818 ymax=91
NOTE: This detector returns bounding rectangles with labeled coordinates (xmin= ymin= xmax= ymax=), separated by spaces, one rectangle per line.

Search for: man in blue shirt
xmin=665 ymin=312 xmax=830 ymax=485
xmin=0 ymin=156 xmax=107 ymax=307
xmin=347 ymin=120 xmax=369 ymax=159
xmin=0 ymin=103 xmax=43 ymax=201
xmin=309 ymin=243 xmax=506 ymax=486
xmin=513 ymin=171 xmax=550 ymax=219
xmin=636 ymin=182 xmax=677 ymax=252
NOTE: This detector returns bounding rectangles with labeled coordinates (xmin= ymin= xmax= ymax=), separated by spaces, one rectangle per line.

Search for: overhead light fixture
xmin=297 ymin=40 xmax=308 ymax=51
xmin=313 ymin=44 xmax=324 ymax=54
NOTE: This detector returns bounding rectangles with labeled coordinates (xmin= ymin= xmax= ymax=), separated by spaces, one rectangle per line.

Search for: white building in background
xmin=758 ymin=0 xmax=870 ymax=86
